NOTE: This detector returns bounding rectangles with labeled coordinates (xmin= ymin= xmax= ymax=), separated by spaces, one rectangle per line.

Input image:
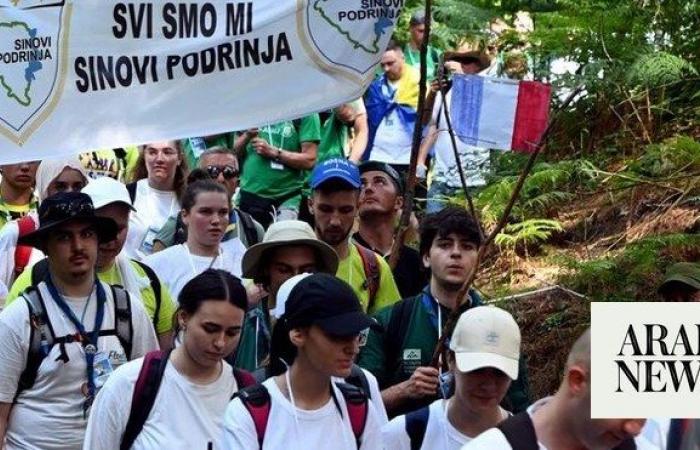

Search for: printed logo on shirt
xmin=403 ymin=349 xmax=421 ymax=361
xmin=402 ymin=348 xmax=422 ymax=375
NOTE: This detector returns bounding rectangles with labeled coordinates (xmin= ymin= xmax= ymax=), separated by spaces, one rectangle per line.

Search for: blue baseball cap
xmin=310 ymin=158 xmax=361 ymax=190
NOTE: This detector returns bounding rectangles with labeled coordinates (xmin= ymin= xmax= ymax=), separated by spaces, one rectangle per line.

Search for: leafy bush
xmin=495 ymin=218 xmax=564 ymax=258
xmin=627 ymin=52 xmax=698 ymax=89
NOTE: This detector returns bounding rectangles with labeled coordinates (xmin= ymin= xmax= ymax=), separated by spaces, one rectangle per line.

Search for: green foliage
xmin=627 ymin=136 xmax=700 ymax=178
xmin=628 ymin=52 xmax=698 ymax=89
xmin=495 ymin=218 xmax=564 ymax=255
xmin=559 ymin=234 xmax=700 ymax=301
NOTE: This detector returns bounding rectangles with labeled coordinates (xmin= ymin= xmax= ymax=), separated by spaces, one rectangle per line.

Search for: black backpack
xmin=17 ymin=270 xmax=133 ymax=400
xmin=31 ymin=258 xmax=162 ymax=332
xmin=496 ymin=412 xmax=637 ymax=450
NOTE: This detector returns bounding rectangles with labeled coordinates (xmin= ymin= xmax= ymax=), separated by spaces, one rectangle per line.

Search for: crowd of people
xmin=0 ymin=10 xmax=696 ymax=450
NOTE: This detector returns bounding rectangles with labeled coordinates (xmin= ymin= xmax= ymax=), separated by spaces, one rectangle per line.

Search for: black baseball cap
xmin=359 ymin=160 xmax=404 ymax=194
xmin=283 ymin=273 xmax=376 ymax=337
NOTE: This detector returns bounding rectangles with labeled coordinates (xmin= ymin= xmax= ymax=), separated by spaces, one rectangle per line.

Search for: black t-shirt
xmin=353 ymin=233 xmax=427 ymax=298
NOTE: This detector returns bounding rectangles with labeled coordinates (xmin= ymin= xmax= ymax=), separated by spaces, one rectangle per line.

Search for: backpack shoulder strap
xmin=345 ymin=364 xmax=371 ymax=400
xmin=14 ymin=216 xmax=36 ymax=278
xmin=30 ymin=258 xmax=50 ymax=287
xmin=405 ymin=405 xmax=430 ymax=450
xmin=385 ymin=296 xmax=418 ymax=376
xmin=335 ymin=382 xmax=369 ymax=449
xmin=232 ymin=368 xmax=258 ymax=391
xmin=353 ymin=243 xmax=381 ymax=312
xmin=120 ymin=350 xmax=170 ymax=450
xmin=16 ymin=287 xmax=54 ymax=400
xmin=496 ymin=411 xmax=539 ymax=450
xmin=133 ymin=260 xmax=162 ymax=331
xmin=126 ymin=182 xmax=137 ymax=204
xmin=236 ymin=384 xmax=272 ymax=449
xmin=236 ymin=209 xmax=260 ymax=247
xmin=111 ymin=285 xmax=134 ymax=361
xmin=173 ymin=212 xmax=188 ymax=245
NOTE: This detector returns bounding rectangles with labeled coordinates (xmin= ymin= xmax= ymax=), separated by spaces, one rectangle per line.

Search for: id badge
xmin=270 ymin=161 xmax=284 ymax=171
xmin=140 ymin=226 xmax=160 ymax=253
xmin=93 ymin=352 xmax=114 ymax=390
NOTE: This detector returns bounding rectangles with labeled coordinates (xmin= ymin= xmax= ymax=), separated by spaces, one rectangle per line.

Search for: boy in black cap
xmin=0 ymin=192 xmax=158 ymax=450
xmin=224 ymin=273 xmax=383 ymax=449
xmin=355 ymin=160 xmax=427 ymax=298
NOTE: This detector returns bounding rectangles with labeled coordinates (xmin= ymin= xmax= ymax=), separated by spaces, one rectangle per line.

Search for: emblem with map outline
xmin=0 ymin=0 xmax=68 ymax=143
xmin=300 ymin=0 xmax=402 ymax=77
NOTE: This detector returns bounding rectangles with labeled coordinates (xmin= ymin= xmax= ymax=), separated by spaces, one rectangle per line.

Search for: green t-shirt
xmin=180 ymin=133 xmax=236 ymax=169
xmin=239 ymin=115 xmax=321 ymax=201
xmin=234 ymin=300 xmax=272 ymax=372
xmin=301 ymin=113 xmax=349 ymax=196
xmin=403 ymin=44 xmax=442 ymax=81
xmin=7 ymin=260 xmax=176 ymax=336
xmin=336 ymin=243 xmax=401 ymax=314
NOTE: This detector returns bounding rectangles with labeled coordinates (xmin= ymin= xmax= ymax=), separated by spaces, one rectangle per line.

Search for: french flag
xmin=450 ymin=75 xmax=552 ymax=153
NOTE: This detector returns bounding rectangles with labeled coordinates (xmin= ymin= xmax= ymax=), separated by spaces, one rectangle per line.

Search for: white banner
xmin=0 ymin=0 xmax=402 ymax=163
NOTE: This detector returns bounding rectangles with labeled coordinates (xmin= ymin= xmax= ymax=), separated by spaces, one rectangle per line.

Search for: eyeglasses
xmin=206 ymin=165 xmax=239 ymax=180
xmin=40 ymin=201 xmax=94 ymax=221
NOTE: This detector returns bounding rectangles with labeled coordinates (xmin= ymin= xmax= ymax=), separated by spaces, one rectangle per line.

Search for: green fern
xmin=495 ymin=219 xmax=564 ymax=255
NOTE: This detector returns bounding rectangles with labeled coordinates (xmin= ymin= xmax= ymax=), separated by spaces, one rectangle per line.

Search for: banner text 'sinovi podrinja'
xmin=0 ymin=0 xmax=401 ymax=163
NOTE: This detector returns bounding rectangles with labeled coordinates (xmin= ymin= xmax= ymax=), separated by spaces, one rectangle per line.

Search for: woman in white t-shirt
xmin=142 ymin=180 xmax=244 ymax=300
xmin=83 ymin=269 xmax=249 ymax=450
xmin=124 ymin=141 xmax=188 ymax=260
xmin=382 ymin=306 xmax=521 ymax=450
xmin=223 ymin=273 xmax=383 ymax=449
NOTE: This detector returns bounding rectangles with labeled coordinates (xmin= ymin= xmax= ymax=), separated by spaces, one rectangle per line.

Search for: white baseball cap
xmin=82 ymin=177 xmax=136 ymax=211
xmin=449 ymin=306 xmax=521 ymax=379
xmin=271 ymin=272 xmax=312 ymax=319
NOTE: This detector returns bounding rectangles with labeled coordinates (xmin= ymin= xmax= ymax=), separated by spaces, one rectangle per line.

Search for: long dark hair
xmin=174 ymin=269 xmax=247 ymax=334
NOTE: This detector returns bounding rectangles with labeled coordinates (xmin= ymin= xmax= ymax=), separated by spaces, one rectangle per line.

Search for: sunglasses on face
xmin=41 ymin=201 xmax=94 ymax=221
xmin=206 ymin=165 xmax=239 ymax=180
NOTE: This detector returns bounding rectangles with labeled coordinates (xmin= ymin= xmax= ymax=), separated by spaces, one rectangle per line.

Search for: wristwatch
xmin=274 ymin=148 xmax=282 ymax=162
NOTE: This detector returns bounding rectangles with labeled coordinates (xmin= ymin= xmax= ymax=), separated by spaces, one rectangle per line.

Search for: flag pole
xmin=388 ymin=0 xmax=432 ymax=271
xmin=434 ymin=58 xmax=484 ymax=240
xmin=429 ymin=83 xmax=585 ymax=368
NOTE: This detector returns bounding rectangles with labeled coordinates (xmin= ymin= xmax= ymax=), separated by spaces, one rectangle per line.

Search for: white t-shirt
xmin=223 ymin=377 xmax=384 ymax=450
xmin=142 ymin=241 xmax=245 ymax=301
xmin=0 ymin=281 xmax=158 ymax=450
xmin=383 ymin=399 xmax=511 ymax=450
xmin=371 ymin=108 xmax=413 ymax=165
xmin=0 ymin=213 xmax=44 ymax=302
xmin=84 ymin=357 xmax=238 ymax=450
xmin=124 ymin=179 xmax=180 ymax=260
xmin=333 ymin=368 xmax=388 ymax=426
xmin=430 ymin=91 xmax=490 ymax=188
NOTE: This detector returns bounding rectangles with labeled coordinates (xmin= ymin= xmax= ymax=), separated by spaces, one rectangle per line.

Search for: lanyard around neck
xmin=45 ymin=275 xmax=106 ymax=399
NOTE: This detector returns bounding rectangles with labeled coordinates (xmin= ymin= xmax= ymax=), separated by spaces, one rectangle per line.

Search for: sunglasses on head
xmin=41 ymin=201 xmax=94 ymax=221
xmin=206 ymin=165 xmax=239 ymax=180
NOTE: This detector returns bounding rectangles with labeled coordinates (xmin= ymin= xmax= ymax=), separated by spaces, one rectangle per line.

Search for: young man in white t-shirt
xmin=382 ymin=306 xmax=520 ymax=450
xmin=463 ymin=329 xmax=646 ymax=450
xmin=223 ymin=273 xmax=384 ymax=449
xmin=0 ymin=191 xmax=158 ymax=450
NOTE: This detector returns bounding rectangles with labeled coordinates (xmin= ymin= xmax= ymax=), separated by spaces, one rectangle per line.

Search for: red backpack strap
xmin=236 ymin=384 xmax=272 ymax=449
xmin=14 ymin=216 xmax=36 ymax=278
xmin=120 ymin=350 xmax=169 ymax=450
xmin=232 ymin=368 xmax=257 ymax=390
xmin=353 ymin=243 xmax=381 ymax=312
xmin=335 ymin=382 xmax=369 ymax=449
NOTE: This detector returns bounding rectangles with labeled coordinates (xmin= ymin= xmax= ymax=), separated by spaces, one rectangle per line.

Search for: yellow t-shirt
xmin=6 ymin=260 xmax=175 ymax=335
xmin=0 ymin=200 xmax=36 ymax=229
xmin=336 ymin=243 xmax=401 ymax=314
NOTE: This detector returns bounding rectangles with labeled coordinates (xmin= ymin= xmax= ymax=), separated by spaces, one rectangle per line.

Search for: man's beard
xmin=317 ymin=225 xmax=352 ymax=246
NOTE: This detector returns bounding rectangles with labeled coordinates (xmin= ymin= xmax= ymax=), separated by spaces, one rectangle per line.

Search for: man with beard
xmin=308 ymin=158 xmax=400 ymax=313
xmin=358 ymin=207 xmax=530 ymax=418
xmin=0 ymin=192 xmax=157 ymax=450
xmin=355 ymin=161 xmax=427 ymax=298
